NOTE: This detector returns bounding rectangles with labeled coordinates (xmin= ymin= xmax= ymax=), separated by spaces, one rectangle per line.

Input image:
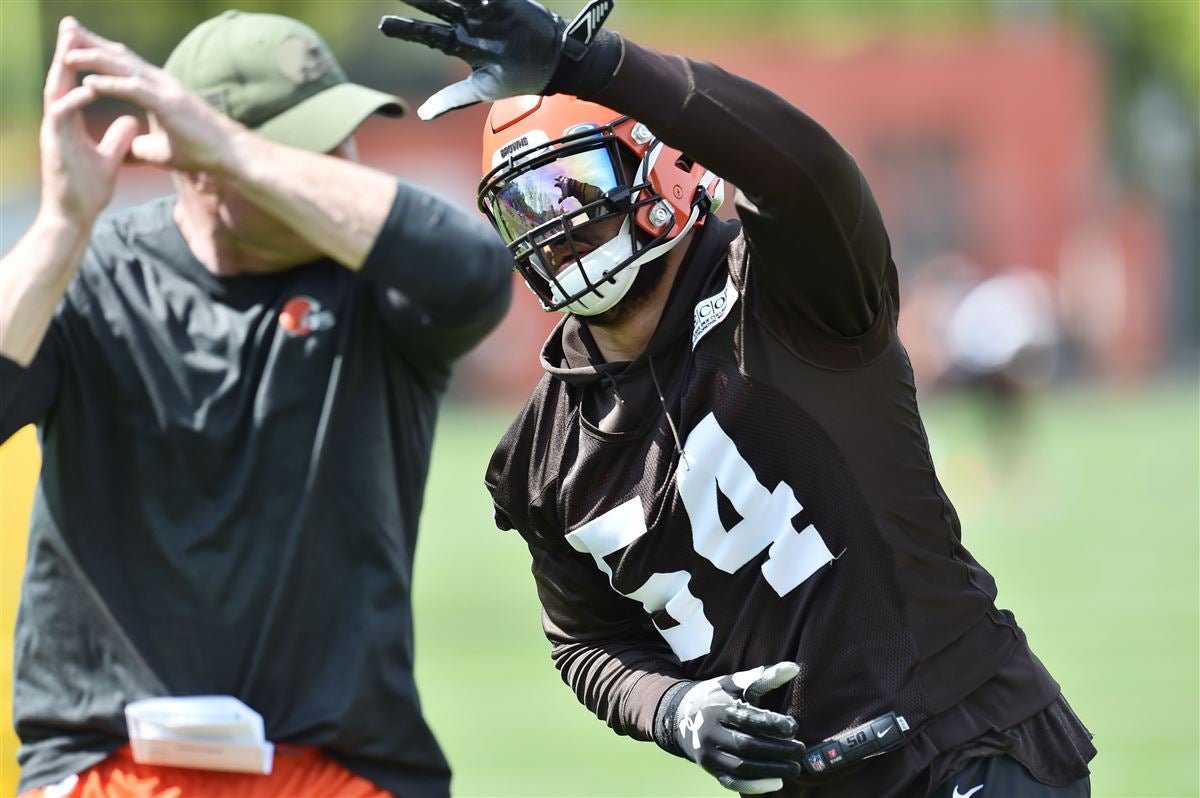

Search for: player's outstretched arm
xmin=517 ymin=530 xmax=802 ymax=794
xmin=381 ymin=0 xmax=889 ymax=339
xmin=0 ymin=17 xmax=137 ymax=368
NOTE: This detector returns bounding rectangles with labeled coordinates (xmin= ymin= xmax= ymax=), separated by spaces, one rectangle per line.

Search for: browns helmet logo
xmin=278 ymin=296 xmax=335 ymax=337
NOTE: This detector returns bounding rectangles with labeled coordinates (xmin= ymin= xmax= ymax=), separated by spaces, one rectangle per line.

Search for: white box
xmin=125 ymin=696 xmax=273 ymax=775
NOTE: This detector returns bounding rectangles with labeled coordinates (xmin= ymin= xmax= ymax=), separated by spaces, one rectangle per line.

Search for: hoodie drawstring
xmin=649 ymin=356 xmax=689 ymax=471
xmin=600 ymin=370 xmax=627 ymax=407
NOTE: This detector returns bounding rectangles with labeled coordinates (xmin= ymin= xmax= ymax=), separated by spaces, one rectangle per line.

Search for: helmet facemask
xmin=479 ymin=122 xmax=667 ymax=315
xmin=479 ymin=96 xmax=725 ymax=316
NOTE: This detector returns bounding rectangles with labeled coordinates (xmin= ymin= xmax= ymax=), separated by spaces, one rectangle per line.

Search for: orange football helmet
xmin=479 ymin=94 xmax=724 ymax=315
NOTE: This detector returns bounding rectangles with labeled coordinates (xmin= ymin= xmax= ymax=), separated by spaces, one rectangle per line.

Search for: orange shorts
xmin=19 ymin=744 xmax=394 ymax=798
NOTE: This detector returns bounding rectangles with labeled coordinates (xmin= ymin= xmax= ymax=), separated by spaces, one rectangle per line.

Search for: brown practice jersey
xmin=485 ymin=39 xmax=1093 ymax=797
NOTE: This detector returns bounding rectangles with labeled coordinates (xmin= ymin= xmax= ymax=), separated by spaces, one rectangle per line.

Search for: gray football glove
xmin=380 ymin=0 xmax=615 ymax=120
xmin=668 ymin=662 xmax=806 ymax=794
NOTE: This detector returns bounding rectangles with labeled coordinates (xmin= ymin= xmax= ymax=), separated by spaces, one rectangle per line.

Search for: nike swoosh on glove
xmin=379 ymin=0 xmax=619 ymax=120
xmin=662 ymin=662 xmax=806 ymax=795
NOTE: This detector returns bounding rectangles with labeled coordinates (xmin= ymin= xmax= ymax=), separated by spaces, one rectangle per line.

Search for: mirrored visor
xmin=483 ymin=144 xmax=621 ymax=246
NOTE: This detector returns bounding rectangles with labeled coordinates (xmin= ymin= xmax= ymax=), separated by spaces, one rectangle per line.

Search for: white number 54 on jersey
xmin=566 ymin=413 xmax=836 ymax=662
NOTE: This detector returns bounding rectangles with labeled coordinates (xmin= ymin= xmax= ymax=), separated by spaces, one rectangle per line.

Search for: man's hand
xmin=554 ymin=174 xmax=571 ymax=203
xmin=380 ymin=0 xmax=614 ymax=121
xmin=380 ymin=0 xmax=564 ymax=120
xmin=670 ymin=662 xmax=806 ymax=794
xmin=61 ymin=22 xmax=245 ymax=174
xmin=39 ymin=17 xmax=139 ymax=229
xmin=2 ymin=16 xmax=143 ymax=365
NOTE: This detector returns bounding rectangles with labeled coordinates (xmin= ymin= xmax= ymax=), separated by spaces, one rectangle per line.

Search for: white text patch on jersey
xmin=692 ymin=273 xmax=739 ymax=349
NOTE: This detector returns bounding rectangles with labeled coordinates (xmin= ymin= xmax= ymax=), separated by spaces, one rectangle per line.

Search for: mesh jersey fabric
xmin=485 ymin=219 xmax=1094 ymax=797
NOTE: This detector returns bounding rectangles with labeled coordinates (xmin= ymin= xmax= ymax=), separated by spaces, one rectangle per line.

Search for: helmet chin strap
xmin=627 ymin=203 xmax=703 ymax=273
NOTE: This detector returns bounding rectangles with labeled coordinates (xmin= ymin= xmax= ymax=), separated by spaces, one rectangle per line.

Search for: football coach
xmin=1 ymin=11 xmax=510 ymax=798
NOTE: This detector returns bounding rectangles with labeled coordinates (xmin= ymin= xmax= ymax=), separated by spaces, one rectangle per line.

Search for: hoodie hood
xmin=540 ymin=216 xmax=743 ymax=387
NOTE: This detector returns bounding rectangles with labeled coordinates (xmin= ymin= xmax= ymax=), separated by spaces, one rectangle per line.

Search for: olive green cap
xmin=164 ymin=10 xmax=406 ymax=152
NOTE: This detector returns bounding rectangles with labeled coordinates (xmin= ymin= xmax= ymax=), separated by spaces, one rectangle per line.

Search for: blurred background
xmin=1 ymin=1 xmax=1196 ymax=796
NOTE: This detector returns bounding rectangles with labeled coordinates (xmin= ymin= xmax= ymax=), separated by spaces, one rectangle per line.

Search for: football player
xmin=381 ymin=1 xmax=1096 ymax=795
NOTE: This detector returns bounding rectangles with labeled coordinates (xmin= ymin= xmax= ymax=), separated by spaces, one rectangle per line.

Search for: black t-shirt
xmin=0 ymin=187 xmax=511 ymax=797
xmin=485 ymin=39 xmax=1094 ymax=797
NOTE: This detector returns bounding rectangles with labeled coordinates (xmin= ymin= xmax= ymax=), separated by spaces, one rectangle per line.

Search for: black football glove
xmin=379 ymin=0 xmax=617 ymax=120
xmin=664 ymin=662 xmax=806 ymax=794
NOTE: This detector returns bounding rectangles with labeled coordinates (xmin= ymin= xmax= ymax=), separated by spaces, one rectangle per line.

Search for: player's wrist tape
xmin=652 ymin=680 xmax=695 ymax=757
xmin=543 ymin=30 xmax=622 ymax=100
xmin=653 ymin=678 xmax=910 ymax=776
xmin=800 ymin=712 xmax=910 ymax=775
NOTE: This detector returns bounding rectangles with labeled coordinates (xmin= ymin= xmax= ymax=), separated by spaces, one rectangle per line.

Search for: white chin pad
xmin=550 ymin=221 xmax=639 ymax=316
xmin=546 ymin=199 xmax=703 ymax=316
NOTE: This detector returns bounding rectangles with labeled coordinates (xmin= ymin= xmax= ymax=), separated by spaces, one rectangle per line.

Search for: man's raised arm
xmin=66 ymin=19 xmax=512 ymax=349
xmin=1 ymin=18 xmax=137 ymax=369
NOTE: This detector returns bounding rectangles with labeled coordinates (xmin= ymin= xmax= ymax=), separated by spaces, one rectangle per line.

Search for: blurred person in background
xmin=940 ymin=266 xmax=1062 ymax=469
xmin=901 ymin=257 xmax=1063 ymax=472
xmin=382 ymin=1 xmax=1095 ymax=797
xmin=0 ymin=10 xmax=510 ymax=798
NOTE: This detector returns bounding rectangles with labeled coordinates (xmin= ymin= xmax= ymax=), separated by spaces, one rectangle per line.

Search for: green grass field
xmin=1 ymin=381 xmax=1196 ymax=797
xmin=409 ymin=381 xmax=1199 ymax=798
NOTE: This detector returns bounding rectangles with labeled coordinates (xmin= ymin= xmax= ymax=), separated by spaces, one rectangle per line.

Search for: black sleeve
xmin=0 ymin=327 xmax=62 ymax=443
xmin=562 ymin=178 xmax=606 ymax=208
xmin=527 ymin=537 xmax=688 ymax=742
xmin=590 ymin=38 xmax=891 ymax=338
xmin=486 ymin=402 xmax=687 ymax=741
xmin=359 ymin=180 xmax=514 ymax=361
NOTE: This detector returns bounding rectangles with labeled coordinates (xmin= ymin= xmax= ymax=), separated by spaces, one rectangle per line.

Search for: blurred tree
xmin=1067 ymin=0 xmax=1198 ymax=107
xmin=33 ymin=1 xmax=446 ymax=89
xmin=9 ymin=1 xmax=1195 ymax=119
xmin=5 ymin=0 xmax=1196 ymax=200
xmin=607 ymin=0 xmax=994 ymax=41
xmin=0 ymin=1 xmax=44 ymax=197
xmin=1062 ymin=0 xmax=1199 ymax=361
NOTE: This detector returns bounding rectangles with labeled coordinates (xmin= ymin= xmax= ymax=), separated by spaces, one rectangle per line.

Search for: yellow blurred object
xmin=1 ymin=425 xmax=38 ymax=798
